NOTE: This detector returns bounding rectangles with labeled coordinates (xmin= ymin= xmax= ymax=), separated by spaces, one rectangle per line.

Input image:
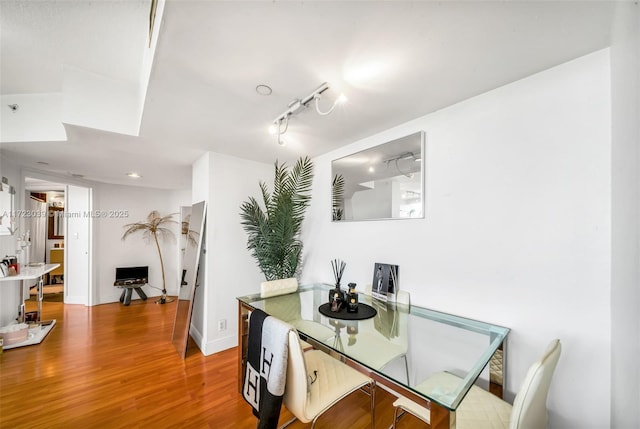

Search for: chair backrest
xmin=364 ymin=284 xmax=411 ymax=306
xmin=396 ymin=290 xmax=410 ymax=306
xmin=283 ymin=330 xmax=310 ymax=421
xmin=509 ymin=339 xmax=562 ymax=429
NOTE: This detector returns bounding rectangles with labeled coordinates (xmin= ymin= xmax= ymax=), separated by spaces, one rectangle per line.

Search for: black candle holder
xmin=347 ymin=282 xmax=358 ymax=313
xmin=329 ymin=289 xmax=344 ymax=312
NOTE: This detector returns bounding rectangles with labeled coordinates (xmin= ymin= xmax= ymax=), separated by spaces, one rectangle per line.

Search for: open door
xmin=65 ymin=185 xmax=92 ymax=305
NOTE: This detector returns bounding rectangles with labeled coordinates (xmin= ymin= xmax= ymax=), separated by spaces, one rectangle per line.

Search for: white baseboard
xmin=202 ymin=334 xmax=237 ymax=356
xmin=64 ymin=295 xmax=86 ymax=305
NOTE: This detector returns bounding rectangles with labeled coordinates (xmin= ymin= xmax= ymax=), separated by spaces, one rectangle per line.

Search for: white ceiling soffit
xmin=24 ymin=177 xmax=66 ymax=192
xmin=0 ymin=0 xmax=164 ymax=143
xmin=0 ymin=1 xmax=616 ymax=190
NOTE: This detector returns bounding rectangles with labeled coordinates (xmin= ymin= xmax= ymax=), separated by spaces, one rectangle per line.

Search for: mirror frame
xmin=331 ymin=131 xmax=425 ymax=222
xmin=171 ymin=201 xmax=207 ymax=359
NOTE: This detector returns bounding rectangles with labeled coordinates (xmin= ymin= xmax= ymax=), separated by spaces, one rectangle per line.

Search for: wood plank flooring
xmin=0 ymin=299 xmax=425 ymax=428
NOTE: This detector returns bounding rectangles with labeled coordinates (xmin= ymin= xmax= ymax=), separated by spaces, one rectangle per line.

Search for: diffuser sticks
xmin=331 ymin=259 xmax=346 ymax=287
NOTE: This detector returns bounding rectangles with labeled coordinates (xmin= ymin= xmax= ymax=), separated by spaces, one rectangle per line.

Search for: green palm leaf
xmin=239 ymin=157 xmax=314 ymax=281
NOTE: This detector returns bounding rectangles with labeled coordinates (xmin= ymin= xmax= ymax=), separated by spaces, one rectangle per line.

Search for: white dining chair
xmin=355 ymin=285 xmax=411 ymax=383
xmin=392 ymin=339 xmax=562 ymax=429
xmin=280 ymin=329 xmax=376 ymax=429
xmin=260 ymin=278 xmax=335 ymax=350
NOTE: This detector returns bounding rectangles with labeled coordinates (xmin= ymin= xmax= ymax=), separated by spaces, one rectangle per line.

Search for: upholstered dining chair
xmin=281 ymin=329 xmax=376 ymax=429
xmin=392 ymin=339 xmax=562 ymax=429
xmin=353 ymin=285 xmax=411 ymax=383
xmin=260 ymin=278 xmax=334 ymax=349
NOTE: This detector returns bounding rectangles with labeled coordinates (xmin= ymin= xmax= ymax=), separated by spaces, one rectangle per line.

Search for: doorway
xmin=24 ymin=177 xmax=92 ymax=306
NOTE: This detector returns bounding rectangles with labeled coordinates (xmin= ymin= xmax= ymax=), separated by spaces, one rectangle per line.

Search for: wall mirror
xmin=331 ymin=131 xmax=425 ymax=221
xmin=0 ymin=178 xmax=15 ymax=235
xmin=172 ymin=201 xmax=206 ymax=359
xmin=48 ymin=206 xmax=64 ymax=239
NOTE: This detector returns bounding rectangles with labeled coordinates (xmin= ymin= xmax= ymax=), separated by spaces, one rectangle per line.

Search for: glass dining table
xmin=237 ymin=283 xmax=510 ymax=429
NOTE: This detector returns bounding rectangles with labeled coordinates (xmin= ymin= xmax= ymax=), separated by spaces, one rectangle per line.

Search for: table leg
xmin=37 ymin=276 xmax=43 ymax=323
xmin=134 ymin=287 xmax=147 ymax=300
xmin=123 ymin=288 xmax=133 ymax=306
xmin=431 ymin=403 xmax=455 ymax=429
xmin=17 ymin=290 xmax=25 ymax=323
xmin=489 ymin=339 xmax=506 ymax=398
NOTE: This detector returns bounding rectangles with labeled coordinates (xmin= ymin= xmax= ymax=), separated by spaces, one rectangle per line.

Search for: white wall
xmin=0 ymin=154 xmax=21 ymax=326
xmin=301 ymin=50 xmax=612 ymax=429
xmin=192 ymin=152 xmax=272 ymax=355
xmin=93 ymin=183 xmax=190 ymax=304
xmin=610 ymin=3 xmax=640 ymax=428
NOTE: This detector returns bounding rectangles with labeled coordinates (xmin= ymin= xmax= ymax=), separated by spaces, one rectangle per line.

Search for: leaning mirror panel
xmin=172 ymin=201 xmax=206 ymax=358
xmin=332 ymin=131 xmax=425 ymax=221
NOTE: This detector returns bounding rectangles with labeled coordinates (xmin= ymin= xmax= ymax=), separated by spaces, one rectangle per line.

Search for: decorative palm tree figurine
xmin=122 ymin=210 xmax=177 ymax=304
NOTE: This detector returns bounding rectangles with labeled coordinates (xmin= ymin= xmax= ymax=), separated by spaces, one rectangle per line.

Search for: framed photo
xmin=371 ymin=263 xmax=399 ymax=301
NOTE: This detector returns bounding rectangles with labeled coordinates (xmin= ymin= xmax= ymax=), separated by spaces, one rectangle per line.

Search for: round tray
xmin=318 ymin=302 xmax=377 ymax=320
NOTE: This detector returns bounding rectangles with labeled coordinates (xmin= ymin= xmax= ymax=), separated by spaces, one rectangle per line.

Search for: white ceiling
xmin=0 ymin=1 xmax=616 ymax=190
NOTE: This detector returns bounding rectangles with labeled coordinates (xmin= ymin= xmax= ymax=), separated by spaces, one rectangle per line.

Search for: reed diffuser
xmin=329 ymin=259 xmax=347 ymax=310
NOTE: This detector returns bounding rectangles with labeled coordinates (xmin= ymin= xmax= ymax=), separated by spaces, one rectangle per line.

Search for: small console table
xmin=114 ymin=282 xmax=148 ymax=306
xmin=0 ymin=263 xmax=60 ymax=350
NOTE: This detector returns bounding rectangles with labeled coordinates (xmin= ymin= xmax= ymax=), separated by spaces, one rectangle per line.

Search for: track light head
xmin=269 ymin=82 xmax=346 ymax=144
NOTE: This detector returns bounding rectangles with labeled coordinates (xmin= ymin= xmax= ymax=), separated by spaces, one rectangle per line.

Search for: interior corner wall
xmin=0 ymin=152 xmax=20 ymax=326
xmin=189 ymin=152 xmax=211 ymax=351
xmin=93 ymin=183 xmax=190 ymax=305
xmin=191 ymin=152 xmax=272 ymax=356
xmin=610 ymin=3 xmax=640 ymax=428
xmin=301 ymin=50 xmax=612 ymax=429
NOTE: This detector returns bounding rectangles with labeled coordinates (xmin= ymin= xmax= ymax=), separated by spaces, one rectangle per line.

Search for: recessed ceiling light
xmin=256 ymin=84 xmax=272 ymax=96
xmin=127 ymin=172 xmax=142 ymax=178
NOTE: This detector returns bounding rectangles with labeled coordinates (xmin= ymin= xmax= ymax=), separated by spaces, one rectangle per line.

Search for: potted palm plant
xmin=240 ymin=156 xmax=314 ymax=281
xmin=122 ymin=210 xmax=177 ymax=304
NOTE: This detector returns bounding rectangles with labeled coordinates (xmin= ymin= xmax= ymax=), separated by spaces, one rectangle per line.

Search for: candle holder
xmin=329 ymin=290 xmax=343 ymax=312
xmin=347 ymin=282 xmax=358 ymax=313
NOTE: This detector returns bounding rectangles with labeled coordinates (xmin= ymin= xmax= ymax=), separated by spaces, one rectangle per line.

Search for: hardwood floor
xmin=0 ymin=299 xmax=425 ymax=428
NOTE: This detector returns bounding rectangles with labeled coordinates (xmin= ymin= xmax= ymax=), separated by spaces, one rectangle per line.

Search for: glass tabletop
xmin=238 ymin=283 xmax=509 ymax=410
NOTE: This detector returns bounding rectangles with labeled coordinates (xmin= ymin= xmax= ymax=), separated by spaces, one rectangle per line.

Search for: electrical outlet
xmin=218 ymin=319 xmax=227 ymax=331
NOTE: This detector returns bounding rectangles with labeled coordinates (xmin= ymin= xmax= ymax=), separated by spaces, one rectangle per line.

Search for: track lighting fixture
xmin=269 ymin=82 xmax=347 ymax=145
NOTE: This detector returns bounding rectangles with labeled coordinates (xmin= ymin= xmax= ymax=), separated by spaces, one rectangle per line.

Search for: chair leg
xmin=392 ymin=406 xmax=407 ymax=429
xmin=403 ymin=354 xmax=410 ymax=384
xmin=278 ymin=415 xmax=298 ymax=429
